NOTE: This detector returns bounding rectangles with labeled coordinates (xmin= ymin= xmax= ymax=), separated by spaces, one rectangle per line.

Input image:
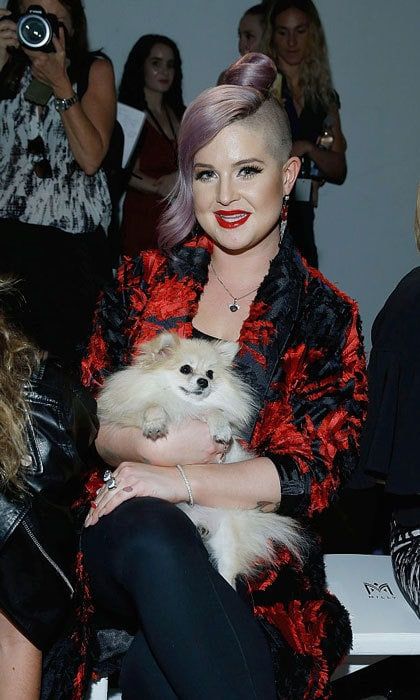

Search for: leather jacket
xmin=0 ymin=358 xmax=98 ymax=646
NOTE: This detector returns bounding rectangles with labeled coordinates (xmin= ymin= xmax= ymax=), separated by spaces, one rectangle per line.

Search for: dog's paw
xmin=141 ymin=406 xmax=169 ymax=441
xmin=143 ymin=423 xmax=168 ymax=440
xmin=206 ymin=410 xmax=233 ymax=446
xmin=213 ymin=426 xmax=233 ymax=446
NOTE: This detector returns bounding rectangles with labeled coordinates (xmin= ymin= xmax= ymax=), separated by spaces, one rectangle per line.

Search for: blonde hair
xmin=269 ymin=0 xmax=335 ymax=111
xmin=0 ymin=278 xmax=40 ymax=493
xmin=415 ymin=184 xmax=420 ymax=251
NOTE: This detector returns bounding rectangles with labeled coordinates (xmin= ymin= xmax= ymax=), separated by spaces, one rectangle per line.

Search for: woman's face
xmin=238 ymin=13 xmax=264 ymax=56
xmin=192 ymin=121 xmax=299 ymax=254
xmin=143 ymin=43 xmax=176 ymax=95
xmin=272 ymin=8 xmax=309 ymax=68
xmin=19 ymin=0 xmax=73 ymax=36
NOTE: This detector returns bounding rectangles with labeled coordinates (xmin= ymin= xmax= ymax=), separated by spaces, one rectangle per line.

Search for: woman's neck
xmin=278 ymin=61 xmax=301 ymax=92
xmin=144 ymin=88 xmax=164 ymax=115
xmin=210 ymin=229 xmax=280 ymax=285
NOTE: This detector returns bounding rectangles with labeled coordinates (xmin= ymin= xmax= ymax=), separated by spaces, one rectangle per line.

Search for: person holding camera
xmin=0 ymin=0 xmax=116 ymax=370
xmin=268 ymin=0 xmax=347 ymax=268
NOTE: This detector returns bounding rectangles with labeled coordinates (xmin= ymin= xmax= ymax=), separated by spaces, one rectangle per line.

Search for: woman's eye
xmin=194 ymin=170 xmax=215 ymax=182
xmin=238 ymin=165 xmax=263 ymax=179
xmin=206 ymin=370 xmax=214 ymax=380
xmin=180 ymin=365 xmax=192 ymax=374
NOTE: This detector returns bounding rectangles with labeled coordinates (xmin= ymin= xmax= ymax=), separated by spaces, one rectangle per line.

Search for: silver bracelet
xmin=176 ymin=464 xmax=194 ymax=507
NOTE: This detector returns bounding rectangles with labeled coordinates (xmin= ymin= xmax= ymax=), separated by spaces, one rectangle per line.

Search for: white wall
xmin=86 ymin=0 xmax=420 ymax=350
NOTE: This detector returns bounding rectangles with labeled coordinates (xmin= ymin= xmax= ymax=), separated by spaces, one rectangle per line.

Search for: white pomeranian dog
xmin=97 ymin=332 xmax=307 ymax=588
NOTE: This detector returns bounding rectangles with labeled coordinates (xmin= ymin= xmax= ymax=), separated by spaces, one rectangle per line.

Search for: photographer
xmin=0 ymin=1 xmax=116 ymax=371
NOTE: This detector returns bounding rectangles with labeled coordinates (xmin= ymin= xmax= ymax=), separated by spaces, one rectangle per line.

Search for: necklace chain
xmin=210 ymin=262 xmax=259 ymax=312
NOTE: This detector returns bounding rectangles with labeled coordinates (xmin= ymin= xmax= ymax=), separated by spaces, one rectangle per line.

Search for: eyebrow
xmin=193 ymin=158 xmax=265 ymax=168
xmin=276 ymin=23 xmax=309 ymax=30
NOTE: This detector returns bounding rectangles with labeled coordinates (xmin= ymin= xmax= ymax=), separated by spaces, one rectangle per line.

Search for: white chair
xmin=325 ymin=553 xmax=420 ymax=679
xmin=86 ymin=677 xmax=120 ymax=700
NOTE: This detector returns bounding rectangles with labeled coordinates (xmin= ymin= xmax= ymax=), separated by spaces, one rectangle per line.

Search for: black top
xmin=352 ymin=267 xmax=420 ymax=526
xmin=281 ymin=75 xmax=339 ymax=144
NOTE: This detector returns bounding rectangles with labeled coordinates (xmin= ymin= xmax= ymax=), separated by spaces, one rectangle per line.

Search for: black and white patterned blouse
xmin=0 ymin=67 xmax=111 ymax=234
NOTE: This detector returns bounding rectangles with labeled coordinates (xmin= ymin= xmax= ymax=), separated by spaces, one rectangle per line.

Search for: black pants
xmin=0 ymin=219 xmax=111 ymax=368
xmin=82 ymin=498 xmax=277 ymax=700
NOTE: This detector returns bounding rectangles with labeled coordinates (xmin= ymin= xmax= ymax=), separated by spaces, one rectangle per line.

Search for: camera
xmin=17 ymin=5 xmax=60 ymax=53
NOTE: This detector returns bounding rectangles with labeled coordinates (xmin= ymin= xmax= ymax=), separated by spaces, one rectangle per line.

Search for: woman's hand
xmin=95 ymin=419 xmax=227 ymax=468
xmin=0 ymin=10 xmax=18 ymax=70
xmin=84 ymin=462 xmax=185 ymax=526
xmin=291 ymin=139 xmax=314 ymax=158
xmin=22 ymin=27 xmax=71 ymax=96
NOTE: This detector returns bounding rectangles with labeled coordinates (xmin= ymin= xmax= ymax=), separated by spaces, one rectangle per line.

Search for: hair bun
xmin=220 ymin=53 xmax=278 ymax=93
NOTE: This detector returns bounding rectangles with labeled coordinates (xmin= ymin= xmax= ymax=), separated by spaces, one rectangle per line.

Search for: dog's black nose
xmin=197 ymin=377 xmax=208 ymax=389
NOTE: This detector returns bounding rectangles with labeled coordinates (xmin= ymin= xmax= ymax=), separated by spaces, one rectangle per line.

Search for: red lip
xmin=214 ymin=210 xmax=251 ymax=229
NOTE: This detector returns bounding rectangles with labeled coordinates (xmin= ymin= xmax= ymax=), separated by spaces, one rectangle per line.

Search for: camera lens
xmin=18 ymin=15 xmax=51 ymax=48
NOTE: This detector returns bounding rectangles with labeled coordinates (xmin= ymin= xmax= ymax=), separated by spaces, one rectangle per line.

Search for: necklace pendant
xmin=229 ymin=300 xmax=240 ymax=312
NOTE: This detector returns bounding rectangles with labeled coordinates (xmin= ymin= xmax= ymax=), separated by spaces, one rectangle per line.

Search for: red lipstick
xmin=214 ymin=210 xmax=251 ymax=229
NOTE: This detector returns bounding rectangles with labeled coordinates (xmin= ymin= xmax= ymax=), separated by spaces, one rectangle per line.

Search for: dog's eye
xmin=206 ymin=370 xmax=214 ymax=380
xmin=180 ymin=365 xmax=192 ymax=375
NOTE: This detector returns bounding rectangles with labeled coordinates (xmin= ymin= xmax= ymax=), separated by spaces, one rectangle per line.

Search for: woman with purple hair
xmin=70 ymin=53 xmax=366 ymax=699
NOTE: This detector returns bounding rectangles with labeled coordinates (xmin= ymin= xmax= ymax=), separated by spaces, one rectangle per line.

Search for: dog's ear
xmin=213 ymin=340 xmax=239 ymax=366
xmin=138 ymin=333 xmax=179 ymax=361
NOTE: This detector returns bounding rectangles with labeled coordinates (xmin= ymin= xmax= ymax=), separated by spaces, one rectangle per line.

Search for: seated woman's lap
xmin=82 ymin=497 xmax=277 ymax=699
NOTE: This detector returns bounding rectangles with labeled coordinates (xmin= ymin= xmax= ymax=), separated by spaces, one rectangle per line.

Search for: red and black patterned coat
xmin=81 ymin=231 xmax=367 ymax=699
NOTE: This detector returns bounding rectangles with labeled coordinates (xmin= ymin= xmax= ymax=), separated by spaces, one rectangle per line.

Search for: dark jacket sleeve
xmin=24 ymin=360 xmax=98 ymax=503
xmin=256 ymin=295 xmax=367 ymax=519
xmin=81 ymin=255 xmax=149 ymax=391
xmin=352 ymin=267 xmax=420 ymax=495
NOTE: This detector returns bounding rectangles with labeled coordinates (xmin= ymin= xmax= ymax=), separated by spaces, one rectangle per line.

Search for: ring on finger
xmin=107 ymin=476 xmax=117 ymax=490
xmin=103 ymin=469 xmax=113 ymax=483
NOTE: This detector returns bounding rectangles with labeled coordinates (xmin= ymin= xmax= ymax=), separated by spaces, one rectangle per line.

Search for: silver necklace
xmin=210 ymin=262 xmax=259 ymax=312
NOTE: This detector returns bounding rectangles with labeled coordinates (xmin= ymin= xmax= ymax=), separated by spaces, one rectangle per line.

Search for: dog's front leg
xmin=141 ymin=405 xmax=170 ymax=440
xmin=206 ymin=409 xmax=232 ymax=449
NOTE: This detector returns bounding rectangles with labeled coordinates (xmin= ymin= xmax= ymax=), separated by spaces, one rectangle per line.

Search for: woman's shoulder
xmin=117 ymin=248 xmax=170 ymax=289
xmin=372 ymin=267 xmax=420 ymax=350
xmin=305 ymin=264 xmax=359 ymax=319
xmin=75 ymin=51 xmax=114 ymax=96
xmin=28 ymin=358 xmax=97 ymax=437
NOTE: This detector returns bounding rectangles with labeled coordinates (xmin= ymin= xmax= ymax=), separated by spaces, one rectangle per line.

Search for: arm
xmin=95 ymin=420 xmax=228 ymax=468
xmin=85 ymin=455 xmax=281 ymax=527
xmin=292 ymin=105 xmax=347 ymax=184
xmin=81 ymin=255 xmax=146 ymax=390
xmin=0 ymin=10 xmax=18 ymax=72
xmin=258 ymin=299 xmax=367 ymax=519
xmin=24 ymin=29 xmax=116 ymax=175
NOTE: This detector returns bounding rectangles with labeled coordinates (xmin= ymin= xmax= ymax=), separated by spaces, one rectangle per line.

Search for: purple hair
xmin=158 ymin=53 xmax=290 ymax=250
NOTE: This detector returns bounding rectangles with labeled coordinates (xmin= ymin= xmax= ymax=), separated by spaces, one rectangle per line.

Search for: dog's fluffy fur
xmin=97 ymin=332 xmax=306 ymax=587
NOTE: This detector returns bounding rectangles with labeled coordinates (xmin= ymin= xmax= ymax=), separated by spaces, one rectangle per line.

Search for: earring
xmin=280 ymin=194 xmax=290 ymax=240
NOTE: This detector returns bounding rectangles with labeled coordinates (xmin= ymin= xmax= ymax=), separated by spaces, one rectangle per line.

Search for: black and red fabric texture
xmin=76 ymin=230 xmax=367 ymax=699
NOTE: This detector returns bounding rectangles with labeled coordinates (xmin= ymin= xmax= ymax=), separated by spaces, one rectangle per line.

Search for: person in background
xmin=0 ymin=277 xmax=97 ymax=700
xmin=72 ymin=53 xmax=366 ymax=700
xmin=118 ymin=34 xmax=185 ymax=255
xmin=238 ymin=4 xmax=267 ymax=56
xmin=269 ymin=0 xmax=347 ymax=268
xmin=0 ymin=0 xmax=116 ymax=369
xmin=352 ymin=185 xmax=420 ymax=619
